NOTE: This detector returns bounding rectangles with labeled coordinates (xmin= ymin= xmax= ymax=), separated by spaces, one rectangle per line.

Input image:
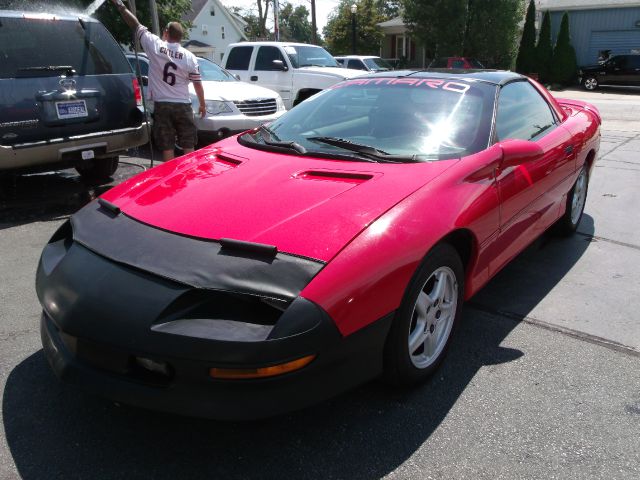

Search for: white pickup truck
xmin=221 ymin=42 xmax=366 ymax=110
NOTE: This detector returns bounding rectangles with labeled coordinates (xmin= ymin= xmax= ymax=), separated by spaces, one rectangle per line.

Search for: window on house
xmin=210 ymin=7 xmax=215 ymax=16
xmin=221 ymin=26 xmax=225 ymax=39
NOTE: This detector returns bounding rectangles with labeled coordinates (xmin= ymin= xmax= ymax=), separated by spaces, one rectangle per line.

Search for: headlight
xmin=205 ymin=100 xmax=233 ymax=115
xmin=276 ymin=96 xmax=286 ymax=112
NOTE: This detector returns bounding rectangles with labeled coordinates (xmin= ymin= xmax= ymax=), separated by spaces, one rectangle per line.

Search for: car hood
xmin=101 ymin=140 xmax=455 ymax=262
xmin=189 ymin=81 xmax=280 ymax=101
xmin=296 ymin=66 xmax=365 ymax=79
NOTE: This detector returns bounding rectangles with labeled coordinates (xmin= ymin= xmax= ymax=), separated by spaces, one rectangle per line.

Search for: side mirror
xmin=234 ymin=74 xmax=241 ymax=81
xmin=272 ymin=59 xmax=288 ymax=71
xmin=141 ymin=75 xmax=149 ymax=87
xmin=499 ymin=139 xmax=544 ymax=168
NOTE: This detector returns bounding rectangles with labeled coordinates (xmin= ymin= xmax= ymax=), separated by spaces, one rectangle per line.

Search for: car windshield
xmin=197 ymin=58 xmax=237 ymax=81
xmin=241 ymin=77 xmax=495 ymax=162
xmin=284 ymin=45 xmax=339 ymax=68
xmin=364 ymin=57 xmax=392 ymax=71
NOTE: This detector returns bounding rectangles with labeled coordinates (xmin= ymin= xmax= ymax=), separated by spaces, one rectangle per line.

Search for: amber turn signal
xmin=209 ymin=354 xmax=316 ymax=380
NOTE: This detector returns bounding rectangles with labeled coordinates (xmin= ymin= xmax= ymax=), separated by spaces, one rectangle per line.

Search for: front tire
xmin=384 ymin=243 xmax=464 ymax=386
xmin=556 ymin=166 xmax=588 ymax=235
xmin=583 ymin=76 xmax=598 ymax=90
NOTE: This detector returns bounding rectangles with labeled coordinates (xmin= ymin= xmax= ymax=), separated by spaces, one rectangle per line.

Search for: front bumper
xmin=36 ymin=210 xmax=392 ymax=419
xmin=0 ymin=123 xmax=149 ymax=171
xmin=194 ymin=111 xmax=285 ymax=139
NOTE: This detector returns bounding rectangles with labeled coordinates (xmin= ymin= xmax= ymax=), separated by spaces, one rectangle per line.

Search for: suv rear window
xmin=225 ymin=46 xmax=253 ymax=70
xmin=0 ymin=16 xmax=131 ymax=79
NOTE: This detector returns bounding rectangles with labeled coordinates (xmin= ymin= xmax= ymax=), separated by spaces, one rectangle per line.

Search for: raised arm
xmin=110 ymin=0 xmax=141 ymax=30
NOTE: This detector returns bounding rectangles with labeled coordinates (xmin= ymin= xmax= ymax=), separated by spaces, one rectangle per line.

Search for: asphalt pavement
xmin=1 ymin=87 xmax=639 ymax=479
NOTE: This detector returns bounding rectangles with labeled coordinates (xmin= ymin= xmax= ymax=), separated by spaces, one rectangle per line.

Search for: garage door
xmin=588 ymin=30 xmax=640 ymax=63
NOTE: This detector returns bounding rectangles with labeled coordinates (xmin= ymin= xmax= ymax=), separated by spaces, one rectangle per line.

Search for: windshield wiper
xmin=257 ymin=125 xmax=307 ymax=154
xmin=17 ymin=65 xmax=76 ymax=77
xmin=308 ymin=136 xmax=422 ymax=163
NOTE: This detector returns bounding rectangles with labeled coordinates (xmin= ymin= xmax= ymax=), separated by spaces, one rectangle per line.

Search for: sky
xmin=222 ymin=0 xmax=341 ymax=35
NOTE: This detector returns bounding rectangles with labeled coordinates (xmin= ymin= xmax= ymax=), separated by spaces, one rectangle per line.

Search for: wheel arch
xmin=294 ymin=88 xmax=322 ymax=106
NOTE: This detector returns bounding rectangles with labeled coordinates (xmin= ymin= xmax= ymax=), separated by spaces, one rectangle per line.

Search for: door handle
xmin=564 ymin=145 xmax=574 ymax=155
xmin=250 ymin=75 xmax=258 ymax=81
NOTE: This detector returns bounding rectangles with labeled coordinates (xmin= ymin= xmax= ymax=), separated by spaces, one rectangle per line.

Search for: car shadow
xmin=0 ymin=152 xmax=150 ymax=229
xmin=2 ymin=216 xmax=595 ymax=479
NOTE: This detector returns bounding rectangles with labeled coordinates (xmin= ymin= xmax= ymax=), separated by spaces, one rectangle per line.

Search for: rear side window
xmin=0 ymin=17 xmax=130 ymax=79
xmin=496 ymin=81 xmax=557 ymax=142
xmin=630 ymin=56 xmax=640 ymax=68
xmin=225 ymin=46 xmax=253 ymax=70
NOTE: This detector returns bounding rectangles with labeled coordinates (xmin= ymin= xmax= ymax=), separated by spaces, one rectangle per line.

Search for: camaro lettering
xmin=334 ymin=78 xmax=470 ymax=93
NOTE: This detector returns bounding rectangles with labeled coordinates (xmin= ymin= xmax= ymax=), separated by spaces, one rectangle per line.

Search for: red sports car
xmin=36 ymin=71 xmax=600 ymax=420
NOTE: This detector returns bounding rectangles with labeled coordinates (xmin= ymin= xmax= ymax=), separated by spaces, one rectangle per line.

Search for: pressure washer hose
xmin=128 ymin=0 xmax=155 ymax=169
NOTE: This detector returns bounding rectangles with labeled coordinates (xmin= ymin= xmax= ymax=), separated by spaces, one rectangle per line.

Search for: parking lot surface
xmin=1 ymin=88 xmax=639 ymax=479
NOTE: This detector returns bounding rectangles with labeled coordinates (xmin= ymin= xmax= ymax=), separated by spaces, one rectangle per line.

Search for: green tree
xmin=280 ymin=2 xmax=313 ymax=43
xmin=463 ymin=0 xmax=522 ymax=69
xmin=27 ymin=0 xmax=194 ymax=46
xmin=323 ymin=0 xmax=385 ymax=55
xmin=230 ymin=6 xmax=264 ymax=39
xmin=403 ymin=0 xmax=467 ymax=58
xmin=516 ymin=0 xmax=537 ymax=73
xmin=535 ymin=10 xmax=553 ymax=83
xmin=551 ymin=12 xmax=578 ymax=85
xmin=375 ymin=0 xmax=402 ymax=19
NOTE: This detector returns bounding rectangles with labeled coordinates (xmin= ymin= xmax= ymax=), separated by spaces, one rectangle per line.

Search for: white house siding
xmin=187 ymin=1 xmax=246 ymax=63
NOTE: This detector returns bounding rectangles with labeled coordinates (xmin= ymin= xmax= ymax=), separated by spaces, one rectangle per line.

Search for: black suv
xmin=579 ymin=54 xmax=640 ymax=90
xmin=0 ymin=11 xmax=148 ymax=181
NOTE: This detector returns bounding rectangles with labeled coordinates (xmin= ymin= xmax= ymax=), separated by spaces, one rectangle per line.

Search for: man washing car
xmin=110 ymin=0 xmax=206 ymax=161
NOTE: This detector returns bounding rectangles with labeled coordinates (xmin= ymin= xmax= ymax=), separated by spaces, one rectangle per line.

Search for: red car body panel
xmin=101 ymin=78 xmax=601 ymax=338
xmin=102 ymin=142 xmax=455 ymax=263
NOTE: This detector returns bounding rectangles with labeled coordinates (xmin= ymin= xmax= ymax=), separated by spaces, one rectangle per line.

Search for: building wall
xmin=548 ymin=7 xmax=640 ymax=65
xmin=188 ymin=1 xmax=245 ymax=63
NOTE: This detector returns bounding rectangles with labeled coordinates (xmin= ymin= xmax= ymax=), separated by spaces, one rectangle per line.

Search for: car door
xmin=604 ymin=55 xmax=628 ymax=84
xmin=253 ymin=45 xmax=293 ymax=108
xmin=622 ymin=55 xmax=640 ymax=85
xmin=490 ymin=80 xmax=574 ymax=274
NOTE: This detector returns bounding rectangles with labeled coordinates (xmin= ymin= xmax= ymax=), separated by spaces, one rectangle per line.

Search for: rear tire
xmin=556 ymin=166 xmax=588 ymax=236
xmin=383 ymin=243 xmax=464 ymax=386
xmin=76 ymin=156 xmax=119 ymax=184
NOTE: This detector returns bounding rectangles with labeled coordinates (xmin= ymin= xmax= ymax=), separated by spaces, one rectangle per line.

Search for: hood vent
xmin=296 ymin=170 xmax=374 ymax=184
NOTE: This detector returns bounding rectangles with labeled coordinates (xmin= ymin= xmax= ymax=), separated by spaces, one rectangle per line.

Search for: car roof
xmin=363 ymin=69 xmax=526 ymax=86
xmin=0 ymin=9 xmax=99 ymax=22
xmin=337 ymin=55 xmax=379 ymax=59
xmin=228 ymin=41 xmax=324 ymax=48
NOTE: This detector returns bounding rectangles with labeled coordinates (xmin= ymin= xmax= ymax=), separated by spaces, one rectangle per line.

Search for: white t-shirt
xmin=136 ymin=25 xmax=201 ymax=103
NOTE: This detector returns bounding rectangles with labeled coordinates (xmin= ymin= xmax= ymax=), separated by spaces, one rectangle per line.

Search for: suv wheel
xmin=76 ymin=156 xmax=119 ymax=184
xmin=583 ymin=76 xmax=598 ymax=90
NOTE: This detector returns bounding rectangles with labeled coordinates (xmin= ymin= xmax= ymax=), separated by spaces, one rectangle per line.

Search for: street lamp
xmin=350 ymin=4 xmax=357 ymax=55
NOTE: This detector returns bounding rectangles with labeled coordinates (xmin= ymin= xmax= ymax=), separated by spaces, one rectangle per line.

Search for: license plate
xmin=55 ymin=100 xmax=88 ymax=119
xmin=81 ymin=150 xmax=94 ymax=160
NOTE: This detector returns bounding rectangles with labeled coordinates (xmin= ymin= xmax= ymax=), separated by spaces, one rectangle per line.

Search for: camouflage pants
xmin=153 ymin=102 xmax=197 ymax=151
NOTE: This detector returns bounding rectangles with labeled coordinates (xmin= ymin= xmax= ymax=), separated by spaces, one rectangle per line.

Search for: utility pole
xmin=273 ymin=0 xmax=280 ymax=41
xmin=311 ymin=0 xmax=317 ymax=44
xmin=149 ymin=0 xmax=160 ymax=36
